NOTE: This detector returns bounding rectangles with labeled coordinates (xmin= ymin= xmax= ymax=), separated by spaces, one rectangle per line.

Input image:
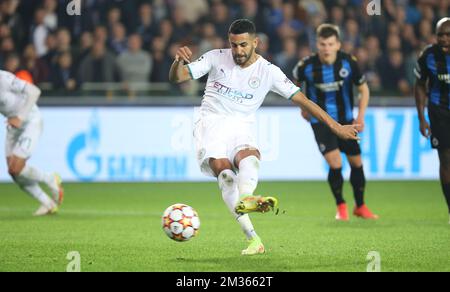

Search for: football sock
xmin=18 ymin=165 xmax=53 ymax=185
xmin=237 ymin=214 xmax=258 ymax=240
xmin=218 ymin=169 xmax=257 ymax=240
xmin=218 ymin=169 xmax=240 ymax=215
xmin=237 ymin=156 xmax=260 ymax=198
xmin=350 ymin=166 xmax=366 ymax=208
xmin=14 ymin=176 xmax=53 ymax=208
xmin=442 ymin=183 xmax=450 ymax=213
xmin=328 ymin=168 xmax=345 ymax=205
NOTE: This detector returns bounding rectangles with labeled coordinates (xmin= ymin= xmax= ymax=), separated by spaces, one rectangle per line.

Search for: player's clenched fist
xmin=175 ymin=46 xmax=193 ymax=64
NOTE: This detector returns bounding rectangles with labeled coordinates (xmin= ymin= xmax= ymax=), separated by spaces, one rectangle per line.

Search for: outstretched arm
xmin=169 ymin=46 xmax=193 ymax=84
xmin=291 ymin=91 xmax=360 ymax=140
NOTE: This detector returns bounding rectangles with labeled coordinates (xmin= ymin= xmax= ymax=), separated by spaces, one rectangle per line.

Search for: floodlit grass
xmin=0 ymin=181 xmax=448 ymax=272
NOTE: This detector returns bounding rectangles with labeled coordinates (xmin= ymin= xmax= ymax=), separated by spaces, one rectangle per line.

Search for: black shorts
xmin=311 ymin=122 xmax=361 ymax=156
xmin=429 ymin=104 xmax=450 ymax=150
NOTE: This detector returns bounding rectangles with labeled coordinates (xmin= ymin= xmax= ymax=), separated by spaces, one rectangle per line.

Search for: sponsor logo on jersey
xmin=284 ymin=77 xmax=294 ymax=85
xmin=437 ymin=74 xmax=450 ymax=84
xmin=213 ymin=82 xmax=254 ymax=103
xmin=197 ymin=148 xmax=206 ymax=161
xmin=432 ymin=137 xmax=439 ymax=147
xmin=314 ymin=81 xmax=345 ymax=92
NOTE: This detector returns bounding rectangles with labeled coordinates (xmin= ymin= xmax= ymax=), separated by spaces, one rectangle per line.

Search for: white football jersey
xmin=0 ymin=70 xmax=38 ymax=121
xmin=187 ymin=49 xmax=300 ymax=118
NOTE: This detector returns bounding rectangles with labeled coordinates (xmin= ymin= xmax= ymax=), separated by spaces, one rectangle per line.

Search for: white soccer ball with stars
xmin=162 ymin=204 xmax=200 ymax=242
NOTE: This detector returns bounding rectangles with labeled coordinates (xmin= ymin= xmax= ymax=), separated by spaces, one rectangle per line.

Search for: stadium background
xmin=0 ymin=0 xmax=446 ymax=181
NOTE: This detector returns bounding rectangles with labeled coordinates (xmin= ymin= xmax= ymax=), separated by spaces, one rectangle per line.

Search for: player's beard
xmin=233 ymin=48 xmax=253 ymax=65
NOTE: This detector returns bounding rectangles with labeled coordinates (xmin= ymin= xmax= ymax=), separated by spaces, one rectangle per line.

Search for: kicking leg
xmin=233 ymin=149 xmax=278 ymax=214
xmin=235 ymin=149 xmax=260 ymax=199
xmin=211 ymin=158 xmax=264 ymax=255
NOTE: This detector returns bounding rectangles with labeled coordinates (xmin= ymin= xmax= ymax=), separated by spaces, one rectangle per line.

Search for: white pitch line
xmin=0 ymin=207 xmax=158 ymax=217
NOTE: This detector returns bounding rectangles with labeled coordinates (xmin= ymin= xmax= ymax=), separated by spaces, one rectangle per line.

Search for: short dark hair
xmin=316 ymin=24 xmax=341 ymax=39
xmin=228 ymin=19 xmax=256 ymax=35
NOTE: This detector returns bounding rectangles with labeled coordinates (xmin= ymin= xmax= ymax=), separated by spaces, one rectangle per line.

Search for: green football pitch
xmin=0 ymin=181 xmax=448 ymax=272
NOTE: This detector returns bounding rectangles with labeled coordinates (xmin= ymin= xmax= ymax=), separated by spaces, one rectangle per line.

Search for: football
xmin=162 ymin=204 xmax=200 ymax=242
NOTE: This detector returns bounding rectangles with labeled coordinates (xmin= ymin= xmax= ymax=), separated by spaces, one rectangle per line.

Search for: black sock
xmin=350 ymin=166 xmax=366 ymax=208
xmin=442 ymin=183 xmax=450 ymax=213
xmin=328 ymin=168 xmax=345 ymax=205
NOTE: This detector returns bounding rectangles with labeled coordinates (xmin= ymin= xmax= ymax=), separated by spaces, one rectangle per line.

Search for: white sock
xmin=236 ymin=214 xmax=258 ymax=240
xmin=218 ymin=169 xmax=240 ymax=214
xmin=218 ymin=169 xmax=258 ymax=240
xmin=14 ymin=176 xmax=54 ymax=208
xmin=18 ymin=165 xmax=53 ymax=185
xmin=237 ymin=156 xmax=260 ymax=198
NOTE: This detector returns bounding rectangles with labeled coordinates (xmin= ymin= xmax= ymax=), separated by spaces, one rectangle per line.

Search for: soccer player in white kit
xmin=169 ymin=20 xmax=359 ymax=255
xmin=0 ymin=70 xmax=64 ymax=216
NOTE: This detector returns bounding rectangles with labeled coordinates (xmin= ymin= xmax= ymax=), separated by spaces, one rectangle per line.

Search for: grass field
xmin=0 ymin=181 xmax=449 ymax=272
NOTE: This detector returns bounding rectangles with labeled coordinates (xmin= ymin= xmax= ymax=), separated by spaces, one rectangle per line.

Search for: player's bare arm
xmin=169 ymin=46 xmax=193 ymax=83
xmin=291 ymin=91 xmax=359 ymax=140
xmin=294 ymin=81 xmax=311 ymax=121
xmin=414 ymin=79 xmax=431 ymax=138
xmin=354 ymin=83 xmax=370 ymax=133
xmin=8 ymin=83 xmax=41 ymax=129
xmin=299 ymin=104 xmax=311 ymax=121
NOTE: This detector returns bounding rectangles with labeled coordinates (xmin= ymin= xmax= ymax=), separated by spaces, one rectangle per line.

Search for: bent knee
xmin=210 ymin=159 xmax=233 ymax=177
xmin=7 ymin=160 xmax=25 ymax=178
xmin=235 ymin=149 xmax=260 ymax=166
xmin=8 ymin=166 xmax=23 ymax=178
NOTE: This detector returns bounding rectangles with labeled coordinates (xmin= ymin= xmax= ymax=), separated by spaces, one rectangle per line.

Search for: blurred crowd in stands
xmin=0 ymin=0 xmax=448 ymax=96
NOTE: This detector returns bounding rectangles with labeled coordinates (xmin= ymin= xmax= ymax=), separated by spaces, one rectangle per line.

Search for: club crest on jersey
xmin=432 ymin=138 xmax=439 ymax=147
xmin=248 ymin=77 xmax=261 ymax=89
xmin=339 ymin=68 xmax=349 ymax=78
xmin=197 ymin=148 xmax=206 ymax=161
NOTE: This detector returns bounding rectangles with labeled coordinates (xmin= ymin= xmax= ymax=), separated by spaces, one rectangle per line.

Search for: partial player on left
xmin=1 ymin=70 xmax=63 ymax=216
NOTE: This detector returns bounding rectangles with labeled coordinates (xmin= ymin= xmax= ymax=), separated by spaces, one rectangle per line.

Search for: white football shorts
xmin=5 ymin=110 xmax=43 ymax=159
xmin=193 ymin=114 xmax=259 ymax=177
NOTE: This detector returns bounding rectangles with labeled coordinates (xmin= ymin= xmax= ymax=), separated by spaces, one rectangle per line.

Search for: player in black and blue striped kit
xmin=414 ymin=17 xmax=450 ymax=224
xmin=293 ymin=24 xmax=378 ymax=221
